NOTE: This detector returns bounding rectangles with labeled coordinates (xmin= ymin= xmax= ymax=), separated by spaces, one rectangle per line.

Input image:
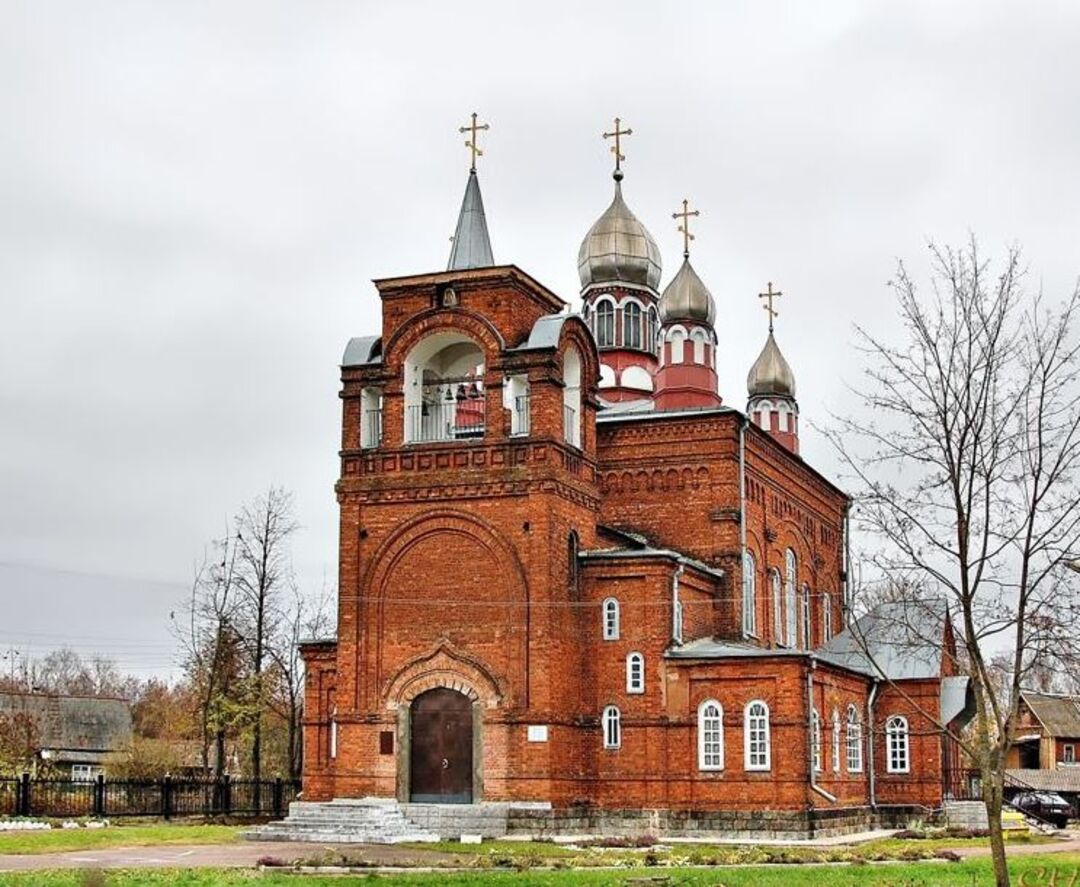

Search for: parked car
xmin=1008 ymin=791 xmax=1072 ymax=828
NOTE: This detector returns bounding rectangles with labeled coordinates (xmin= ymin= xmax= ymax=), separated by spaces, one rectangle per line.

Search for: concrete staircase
xmin=245 ymin=798 xmax=440 ymax=844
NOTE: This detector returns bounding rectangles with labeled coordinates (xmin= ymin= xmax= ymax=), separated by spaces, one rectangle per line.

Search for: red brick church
xmin=297 ymin=118 xmax=973 ymax=837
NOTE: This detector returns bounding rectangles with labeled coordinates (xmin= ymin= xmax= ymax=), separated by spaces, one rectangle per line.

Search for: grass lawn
xmin=0 ymin=824 xmax=240 ymax=855
xmin=0 ymin=854 xmax=1077 ymax=886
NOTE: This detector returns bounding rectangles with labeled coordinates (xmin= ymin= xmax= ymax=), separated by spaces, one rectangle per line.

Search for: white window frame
xmin=832 ymin=708 xmax=841 ymax=773
xmin=801 ymin=584 xmax=812 ymax=650
xmin=71 ymin=764 xmax=102 ymax=782
xmin=602 ymin=597 xmax=620 ymax=640
xmin=823 ymin=593 xmax=833 ymax=643
xmin=742 ymin=551 xmax=757 ymax=637
xmin=771 ymin=569 xmax=784 ymax=646
xmin=812 ymin=708 xmax=822 ymax=772
xmin=602 ymin=705 xmax=621 ymax=749
xmin=744 ymin=700 xmax=771 ymax=771
xmin=595 ymin=299 xmax=615 ymax=347
xmin=622 ymin=300 xmax=643 ymax=350
xmin=626 ymin=652 xmax=645 ymax=694
xmin=846 ymin=704 xmax=863 ymax=773
xmin=785 ymin=549 xmax=798 ymax=648
xmin=886 ymin=715 xmax=910 ymax=774
xmin=698 ymin=699 xmax=724 ymax=771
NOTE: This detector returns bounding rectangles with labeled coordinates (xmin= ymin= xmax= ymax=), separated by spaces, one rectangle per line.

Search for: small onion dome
xmin=747 ymin=332 xmax=796 ymax=398
xmin=658 ymin=257 xmax=716 ymax=326
xmin=577 ymin=181 xmax=662 ymax=291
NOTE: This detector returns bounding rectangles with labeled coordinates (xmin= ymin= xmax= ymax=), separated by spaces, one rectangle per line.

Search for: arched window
xmin=742 ymin=551 xmax=757 ymax=637
xmin=691 ymin=328 xmax=707 ymax=364
xmin=771 ymin=570 xmax=783 ymax=645
xmin=832 ymin=709 xmax=841 ymax=773
xmin=801 ymin=584 xmax=812 ymax=650
xmin=744 ymin=700 xmax=771 ymax=771
xmin=330 ymin=707 xmax=338 ymax=759
xmin=602 ymin=598 xmax=620 ymax=640
xmin=562 ymin=346 xmax=582 ymax=448
xmin=756 ymin=399 xmax=773 ymax=431
xmin=785 ymin=550 xmax=798 ymax=648
xmin=647 ymin=307 xmax=659 ymax=355
xmin=596 ymin=300 xmax=615 ymax=347
xmin=823 ymin=593 xmax=833 ymax=643
xmin=811 ymin=708 xmax=822 ymax=772
xmin=669 ymin=328 xmax=686 ymax=364
xmin=623 ymin=302 xmax=643 ymax=349
xmin=846 ymin=704 xmax=863 ymax=773
xmin=602 ymin=705 xmax=621 ymax=749
xmin=626 ymin=653 xmax=645 ymax=694
xmin=886 ymin=716 xmax=910 ymax=773
xmin=698 ymin=700 xmax=724 ymax=771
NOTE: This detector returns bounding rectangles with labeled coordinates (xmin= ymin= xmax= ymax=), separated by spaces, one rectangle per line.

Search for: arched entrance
xmin=409 ymin=688 xmax=473 ymax=803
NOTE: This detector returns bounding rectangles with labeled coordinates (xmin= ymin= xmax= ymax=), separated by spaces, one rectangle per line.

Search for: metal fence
xmin=0 ymin=775 xmax=299 ymax=820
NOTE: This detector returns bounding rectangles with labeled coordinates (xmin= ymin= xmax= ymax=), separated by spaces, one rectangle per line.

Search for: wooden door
xmin=409 ymin=688 xmax=473 ymax=803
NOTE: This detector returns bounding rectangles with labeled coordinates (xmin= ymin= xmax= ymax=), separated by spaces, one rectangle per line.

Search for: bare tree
xmin=826 ymin=240 xmax=1080 ymax=887
xmin=268 ymin=579 xmax=334 ymax=781
xmin=172 ymin=529 xmax=247 ymax=779
xmin=233 ymin=487 xmax=298 ymax=788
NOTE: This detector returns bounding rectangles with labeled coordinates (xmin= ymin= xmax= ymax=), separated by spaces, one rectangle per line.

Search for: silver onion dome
xmin=659 ymin=257 xmax=716 ymax=326
xmin=747 ymin=332 xmax=796 ymax=398
xmin=577 ymin=181 xmax=662 ymax=291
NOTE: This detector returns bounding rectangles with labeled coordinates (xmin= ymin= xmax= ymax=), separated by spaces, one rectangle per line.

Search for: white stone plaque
xmin=527 ymin=725 xmax=549 ymax=743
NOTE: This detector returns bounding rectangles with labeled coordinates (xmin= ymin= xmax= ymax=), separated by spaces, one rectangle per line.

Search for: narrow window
xmin=623 ymin=302 xmax=643 ymax=349
xmin=698 ymin=700 xmax=724 ymax=771
xmin=832 ymin=709 xmax=841 ymax=773
xmin=811 ymin=708 xmax=822 ymax=772
xmin=670 ymin=328 xmax=686 ymax=363
xmin=785 ymin=550 xmax=798 ymax=648
xmin=602 ymin=598 xmax=620 ymax=640
xmin=744 ymin=700 xmax=771 ymax=771
xmin=568 ymin=531 xmax=579 ymax=592
xmin=823 ymin=593 xmax=833 ymax=643
xmin=886 ymin=715 xmax=910 ymax=774
xmin=330 ymin=708 xmax=338 ymax=760
xmin=771 ymin=570 xmax=784 ymax=646
xmin=742 ymin=551 xmax=757 ymax=637
xmin=1065 ymin=744 xmax=1076 ymax=764
xmin=626 ymin=652 xmax=645 ymax=694
xmin=596 ymin=300 xmax=615 ymax=347
xmin=846 ymin=704 xmax=863 ymax=773
xmin=603 ymin=705 xmax=621 ymax=749
xmin=647 ymin=307 xmax=659 ymax=354
xmin=801 ymin=584 xmax=812 ymax=650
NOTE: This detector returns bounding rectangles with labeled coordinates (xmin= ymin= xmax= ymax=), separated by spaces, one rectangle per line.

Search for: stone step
xmin=244 ymin=798 xmax=440 ymax=844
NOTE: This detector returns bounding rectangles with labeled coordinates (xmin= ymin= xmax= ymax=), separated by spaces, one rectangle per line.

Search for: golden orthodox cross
xmin=459 ymin=112 xmax=490 ymax=172
xmin=759 ymin=281 xmax=782 ymax=333
xmin=602 ymin=117 xmax=632 ymax=174
xmin=672 ymin=199 xmax=700 ymax=258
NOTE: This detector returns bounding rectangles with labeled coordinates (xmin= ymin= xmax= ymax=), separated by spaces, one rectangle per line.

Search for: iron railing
xmin=406 ymin=400 xmax=485 ymax=443
xmin=0 ymin=774 xmax=299 ymax=820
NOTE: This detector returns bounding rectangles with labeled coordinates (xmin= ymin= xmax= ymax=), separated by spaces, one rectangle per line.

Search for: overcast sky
xmin=2 ymin=1 xmax=1078 ymax=680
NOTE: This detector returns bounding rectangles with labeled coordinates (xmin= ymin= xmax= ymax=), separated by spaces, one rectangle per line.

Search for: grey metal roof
xmin=819 ymin=598 xmax=950 ymax=680
xmin=747 ymin=331 xmax=796 ymax=398
xmin=514 ymin=314 xmax=568 ymax=351
xmin=666 ymin=637 xmax=812 ymax=661
xmin=0 ymin=693 xmax=132 ymax=754
xmin=659 ymin=257 xmax=716 ymax=326
xmin=941 ymin=676 xmax=974 ymax=725
xmin=1022 ymin=691 xmax=1080 ymax=738
xmin=596 ymin=402 xmax=734 ymax=423
xmin=447 ymin=170 xmax=494 ymax=271
xmin=342 ymin=335 xmax=382 ymax=367
xmin=1006 ymin=769 xmax=1080 ymax=794
xmin=577 ymin=180 xmax=662 ymax=291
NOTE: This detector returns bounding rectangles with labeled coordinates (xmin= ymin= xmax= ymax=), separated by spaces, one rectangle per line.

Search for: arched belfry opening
xmin=404 ymin=332 xmax=486 ymax=443
xmin=408 ymin=687 xmax=474 ymax=804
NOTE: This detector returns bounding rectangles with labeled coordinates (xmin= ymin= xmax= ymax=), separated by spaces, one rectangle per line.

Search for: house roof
xmin=580 ymin=525 xmax=725 ymax=580
xmin=818 ymin=598 xmax=951 ymax=681
xmin=1007 ymin=768 xmax=1080 ymax=794
xmin=1021 ymin=690 xmax=1080 ymax=738
xmin=0 ymin=693 xmax=132 ymax=754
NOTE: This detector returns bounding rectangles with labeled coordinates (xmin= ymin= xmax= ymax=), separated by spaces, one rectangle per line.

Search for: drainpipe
xmin=808 ymin=660 xmax=837 ymax=804
xmin=867 ymin=681 xmax=879 ymax=809
xmin=738 ymin=416 xmax=748 ymax=637
xmin=842 ymin=502 xmax=852 ymax=626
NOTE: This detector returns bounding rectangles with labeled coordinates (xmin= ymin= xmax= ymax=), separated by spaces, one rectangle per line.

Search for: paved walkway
xmin=1 ymin=834 xmax=1078 ymax=872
